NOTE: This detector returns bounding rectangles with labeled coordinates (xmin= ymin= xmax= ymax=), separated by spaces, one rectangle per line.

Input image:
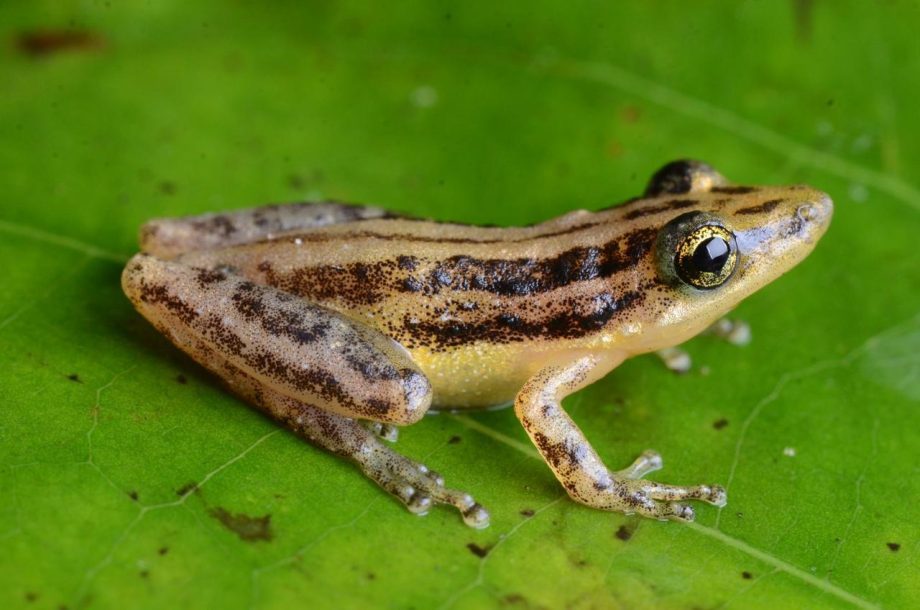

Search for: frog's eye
xmin=673 ymin=225 xmax=737 ymax=289
xmin=645 ymin=160 xmax=727 ymax=197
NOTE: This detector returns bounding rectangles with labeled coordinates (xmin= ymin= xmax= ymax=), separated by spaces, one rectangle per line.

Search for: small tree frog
xmin=122 ymin=160 xmax=832 ymax=528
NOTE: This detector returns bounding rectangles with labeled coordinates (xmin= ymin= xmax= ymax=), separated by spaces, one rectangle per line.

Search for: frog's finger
xmin=614 ymin=450 xmax=663 ymax=479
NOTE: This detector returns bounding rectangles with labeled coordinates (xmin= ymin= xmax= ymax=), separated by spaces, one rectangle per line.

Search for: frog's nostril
xmin=797 ymin=204 xmax=820 ymax=221
xmin=797 ymin=194 xmax=833 ymax=225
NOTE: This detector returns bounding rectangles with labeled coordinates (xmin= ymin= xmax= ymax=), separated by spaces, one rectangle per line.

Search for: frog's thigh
xmin=122 ymin=253 xmax=430 ymax=425
xmin=515 ymin=358 xmax=727 ymax=521
xmin=140 ymin=201 xmax=395 ymax=258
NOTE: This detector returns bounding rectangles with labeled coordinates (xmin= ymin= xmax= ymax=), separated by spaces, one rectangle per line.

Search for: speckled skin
xmin=122 ymin=160 xmax=832 ymax=527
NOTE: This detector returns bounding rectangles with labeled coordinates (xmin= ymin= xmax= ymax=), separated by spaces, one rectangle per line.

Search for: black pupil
xmin=692 ymin=237 xmax=730 ymax=273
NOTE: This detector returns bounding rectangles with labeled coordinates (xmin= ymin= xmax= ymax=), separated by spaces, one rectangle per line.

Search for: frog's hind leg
xmin=140 ymin=201 xmax=402 ymax=258
xmin=123 ymin=253 xmax=489 ymax=528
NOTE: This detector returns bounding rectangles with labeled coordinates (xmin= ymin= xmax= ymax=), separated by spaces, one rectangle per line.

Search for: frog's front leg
xmin=515 ymin=356 xmax=726 ymax=521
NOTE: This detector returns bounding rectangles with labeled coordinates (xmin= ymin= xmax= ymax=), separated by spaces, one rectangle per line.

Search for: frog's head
xmin=616 ymin=160 xmax=833 ymax=352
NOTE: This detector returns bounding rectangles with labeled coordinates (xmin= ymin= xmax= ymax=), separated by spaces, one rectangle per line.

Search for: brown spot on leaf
xmin=158 ymin=546 xmax=169 ymax=555
xmin=128 ymin=490 xmax=139 ymax=501
xmin=16 ymin=29 xmax=105 ymax=57
xmin=887 ymin=542 xmax=901 ymax=552
xmin=158 ymin=180 xmax=177 ymax=196
xmin=519 ymin=508 xmax=535 ymax=518
xmin=741 ymin=571 xmax=753 ymax=579
xmin=713 ymin=418 xmax=729 ymax=430
xmin=175 ymin=374 xmax=187 ymax=385
xmin=209 ymin=507 xmax=273 ymax=542
xmin=67 ymin=373 xmax=82 ymax=383
xmin=448 ymin=435 xmax=462 ymax=444
xmin=466 ymin=542 xmax=491 ymax=558
xmin=24 ymin=591 xmax=38 ymax=603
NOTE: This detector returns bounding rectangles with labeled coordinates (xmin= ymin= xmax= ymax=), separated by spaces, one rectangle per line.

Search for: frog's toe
xmin=656 ymin=347 xmax=692 ymax=374
xmin=365 ymin=421 xmax=400 ymax=442
xmin=361 ymin=450 xmax=489 ymax=528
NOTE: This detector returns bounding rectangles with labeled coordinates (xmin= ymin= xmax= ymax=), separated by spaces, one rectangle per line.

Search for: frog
xmin=121 ymin=160 xmax=832 ymax=529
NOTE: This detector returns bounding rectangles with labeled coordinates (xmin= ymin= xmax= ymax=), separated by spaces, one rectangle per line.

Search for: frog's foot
xmin=363 ymin=421 xmax=400 ymax=442
xmin=356 ymin=444 xmax=490 ymax=529
xmin=605 ymin=450 xmax=726 ymax=522
xmin=706 ymin=318 xmax=751 ymax=346
xmin=656 ymin=318 xmax=751 ymax=373
xmin=656 ymin=347 xmax=692 ymax=374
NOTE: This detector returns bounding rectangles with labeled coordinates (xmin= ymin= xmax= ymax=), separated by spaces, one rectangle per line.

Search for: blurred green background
xmin=1 ymin=2 xmax=918 ymax=609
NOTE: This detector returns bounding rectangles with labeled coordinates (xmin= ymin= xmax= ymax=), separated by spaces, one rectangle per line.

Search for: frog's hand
xmin=514 ymin=357 xmax=726 ymax=521
xmin=655 ymin=317 xmax=752 ymax=373
xmin=122 ymin=253 xmax=430 ymax=425
xmin=140 ymin=201 xmax=405 ymax=259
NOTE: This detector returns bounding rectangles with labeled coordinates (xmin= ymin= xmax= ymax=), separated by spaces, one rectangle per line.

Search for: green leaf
xmin=1 ymin=2 xmax=917 ymax=609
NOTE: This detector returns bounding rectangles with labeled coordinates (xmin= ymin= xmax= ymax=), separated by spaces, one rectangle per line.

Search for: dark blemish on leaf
xmin=793 ymin=0 xmax=814 ymax=42
xmin=615 ymin=524 xmax=634 ymax=541
xmin=67 ymin=373 xmax=82 ymax=383
xmin=741 ymin=571 xmax=753 ymax=579
xmin=826 ymin=99 xmax=835 ymax=107
xmin=16 ymin=29 xmax=104 ymax=57
xmin=24 ymin=591 xmax=38 ymax=602
xmin=139 ymin=570 xmax=149 ymax=578
xmin=448 ymin=435 xmax=462 ymax=445
xmin=158 ymin=546 xmax=169 ymax=555
xmin=620 ymin=105 xmax=642 ymax=123
xmin=366 ymin=572 xmax=376 ymax=580
xmin=158 ymin=180 xmax=177 ymax=196
xmin=466 ymin=542 xmax=491 ymax=558
xmin=209 ymin=507 xmax=273 ymax=542
xmin=887 ymin=542 xmax=901 ymax=552
xmin=713 ymin=418 xmax=729 ymax=430
xmin=176 ymin=481 xmax=198 ymax=497
xmin=175 ymin=374 xmax=187 ymax=384
xmin=287 ymin=174 xmax=305 ymax=190
xmin=519 ymin=508 xmax=535 ymax=518
xmin=128 ymin=490 xmax=139 ymax=501
xmin=501 ymin=593 xmax=526 ymax=606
